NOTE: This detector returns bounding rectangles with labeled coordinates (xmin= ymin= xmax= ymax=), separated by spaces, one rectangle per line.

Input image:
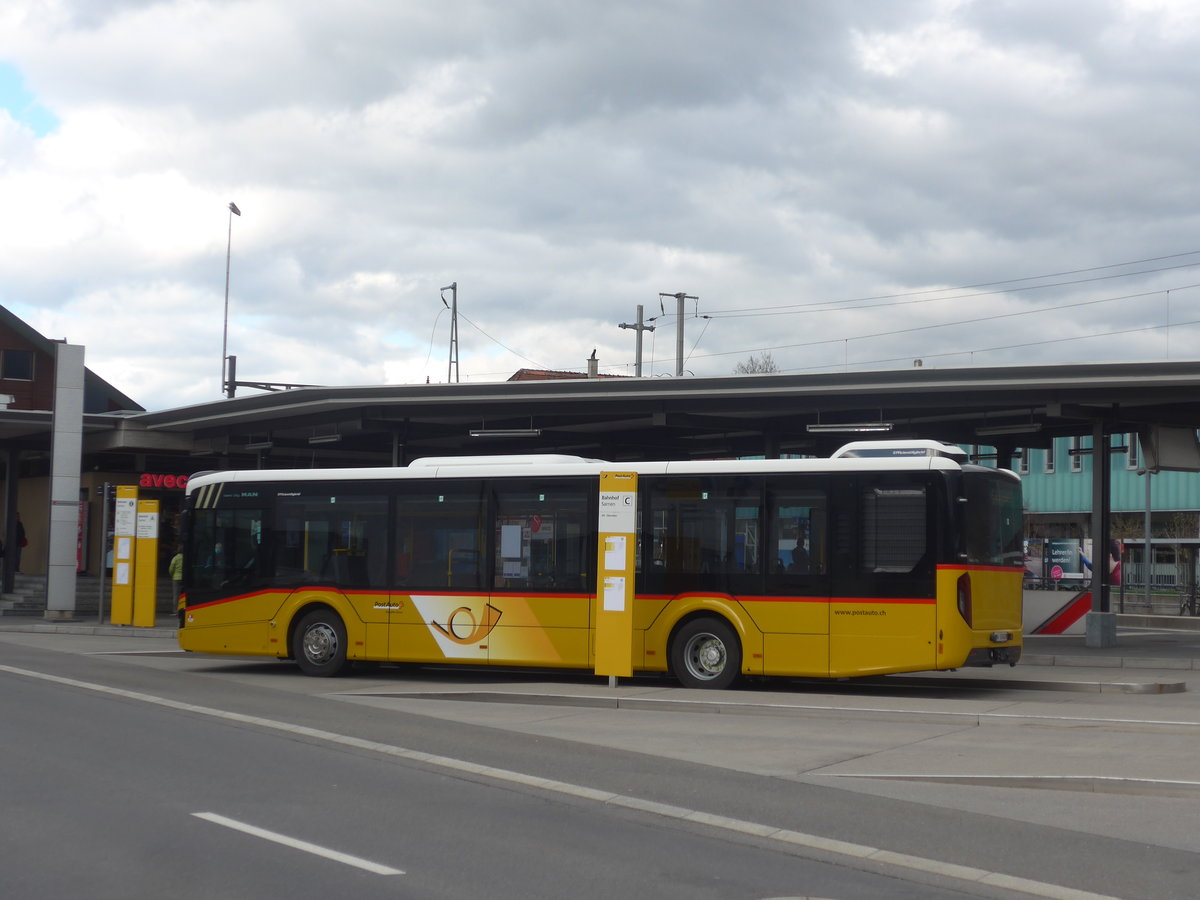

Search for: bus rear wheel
xmin=671 ymin=617 xmax=741 ymax=690
xmin=294 ymin=609 xmax=351 ymax=677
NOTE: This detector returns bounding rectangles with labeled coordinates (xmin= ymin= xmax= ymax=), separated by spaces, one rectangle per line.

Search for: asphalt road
xmin=1 ymin=630 xmax=1198 ymax=899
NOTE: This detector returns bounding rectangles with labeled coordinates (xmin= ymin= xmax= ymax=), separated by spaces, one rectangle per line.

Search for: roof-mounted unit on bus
xmin=831 ymin=439 xmax=968 ymax=461
xmin=409 ymin=454 xmax=602 ymax=468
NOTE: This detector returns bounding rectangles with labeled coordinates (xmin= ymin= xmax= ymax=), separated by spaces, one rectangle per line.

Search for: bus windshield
xmin=961 ymin=470 xmax=1023 ymax=567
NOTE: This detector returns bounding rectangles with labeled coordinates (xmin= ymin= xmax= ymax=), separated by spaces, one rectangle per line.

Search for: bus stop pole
xmin=98 ymin=483 xmax=110 ymax=624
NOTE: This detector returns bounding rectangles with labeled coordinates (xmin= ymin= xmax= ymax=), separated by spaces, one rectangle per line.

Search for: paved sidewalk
xmin=0 ymin=614 xmax=179 ymax=638
xmin=1025 ymin=629 xmax=1200 ymax=670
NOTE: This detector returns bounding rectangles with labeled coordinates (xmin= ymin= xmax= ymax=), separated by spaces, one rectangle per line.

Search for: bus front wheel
xmin=671 ymin=617 xmax=741 ymax=690
xmin=294 ymin=609 xmax=351 ymax=677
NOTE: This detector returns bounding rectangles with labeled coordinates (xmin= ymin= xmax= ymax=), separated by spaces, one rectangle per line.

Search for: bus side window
xmin=493 ymin=479 xmax=590 ymax=593
xmin=643 ymin=475 xmax=761 ymax=593
xmin=861 ymin=483 xmax=927 ymax=573
xmin=766 ymin=479 xmax=828 ymax=579
xmin=396 ymin=486 xmax=485 ymax=591
xmin=324 ymin=495 xmax=389 ymax=588
xmin=273 ymin=491 xmax=387 ymax=589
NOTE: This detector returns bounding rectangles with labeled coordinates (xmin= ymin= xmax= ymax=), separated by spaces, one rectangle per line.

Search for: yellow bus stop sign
xmin=595 ymin=471 xmax=637 ymax=679
xmin=110 ymin=485 xmax=138 ymax=625
xmin=133 ymin=499 xmax=160 ymax=627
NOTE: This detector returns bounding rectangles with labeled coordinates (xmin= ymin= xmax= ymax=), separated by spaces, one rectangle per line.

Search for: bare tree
xmin=734 ymin=352 xmax=779 ymax=374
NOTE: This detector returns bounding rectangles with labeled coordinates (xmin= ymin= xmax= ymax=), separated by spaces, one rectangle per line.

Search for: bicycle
xmin=1180 ymin=586 xmax=1199 ymax=616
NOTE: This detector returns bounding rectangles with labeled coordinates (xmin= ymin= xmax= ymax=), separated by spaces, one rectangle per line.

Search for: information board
xmin=595 ymin=472 xmax=637 ymax=679
xmin=110 ymin=485 xmax=138 ymax=625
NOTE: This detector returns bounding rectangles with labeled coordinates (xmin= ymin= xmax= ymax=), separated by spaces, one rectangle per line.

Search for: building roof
xmin=507 ymin=368 xmax=626 ymax=381
xmin=0 ymin=304 xmax=144 ymax=414
xmin=107 ymin=359 xmax=1200 ymax=468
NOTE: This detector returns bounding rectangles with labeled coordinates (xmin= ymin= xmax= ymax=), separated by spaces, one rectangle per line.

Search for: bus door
xmin=828 ymin=473 xmax=937 ymax=676
xmin=642 ymin=475 xmax=774 ymax=672
xmin=277 ymin=486 xmax=392 ymax=660
xmin=486 ymin=479 xmax=593 ymax=668
xmin=761 ymin=476 xmax=831 ymax=676
xmin=390 ymin=484 xmax=489 ymax=664
xmin=185 ymin=500 xmax=279 ymax=655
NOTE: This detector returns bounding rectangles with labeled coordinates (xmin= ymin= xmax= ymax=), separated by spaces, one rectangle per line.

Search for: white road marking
xmin=192 ymin=812 xmax=403 ymax=875
xmin=0 ymin=663 xmax=1122 ymax=900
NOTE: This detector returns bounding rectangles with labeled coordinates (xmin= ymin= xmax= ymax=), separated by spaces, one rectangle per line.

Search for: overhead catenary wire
xmin=457 ymin=310 xmax=547 ymax=370
xmin=435 ymin=251 xmax=1200 ymax=379
xmin=781 ymin=316 xmax=1200 ymax=375
xmin=422 ymin=306 xmax=447 ymax=377
xmin=701 ymin=250 xmax=1200 ymax=318
xmin=681 ymin=281 xmax=1200 ymax=363
xmin=464 ymin=280 xmax=1200 ymax=379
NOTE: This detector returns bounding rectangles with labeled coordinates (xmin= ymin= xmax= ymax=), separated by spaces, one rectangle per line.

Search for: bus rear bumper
xmin=962 ymin=645 xmax=1022 ymax=667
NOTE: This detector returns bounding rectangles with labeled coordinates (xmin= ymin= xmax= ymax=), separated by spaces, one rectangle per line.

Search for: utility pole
xmin=659 ymin=291 xmax=697 ymax=377
xmin=440 ymin=282 xmax=459 ymax=383
xmin=618 ymin=304 xmax=656 ymax=376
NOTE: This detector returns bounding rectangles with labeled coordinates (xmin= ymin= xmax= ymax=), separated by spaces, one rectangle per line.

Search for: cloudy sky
xmin=3 ymin=0 xmax=1200 ymax=412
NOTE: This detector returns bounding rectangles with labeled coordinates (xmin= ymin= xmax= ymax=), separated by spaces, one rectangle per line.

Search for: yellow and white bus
xmin=177 ymin=440 xmax=1023 ymax=688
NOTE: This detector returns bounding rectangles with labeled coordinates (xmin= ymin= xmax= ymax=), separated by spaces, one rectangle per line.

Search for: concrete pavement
xmin=2 ymin=611 xmax=1198 ymax=696
xmin=4 ymin=609 xmax=1200 ymax=869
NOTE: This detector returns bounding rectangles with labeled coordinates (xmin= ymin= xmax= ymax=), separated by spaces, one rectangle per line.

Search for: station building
xmin=1010 ymin=436 xmax=1200 ymax=606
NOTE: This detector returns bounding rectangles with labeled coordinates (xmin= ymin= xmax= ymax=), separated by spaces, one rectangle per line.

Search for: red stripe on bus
xmin=185 ymin=590 xmax=277 ymax=611
xmin=186 ymin=586 xmax=392 ymax=610
xmin=189 ymin=589 xmax=936 ymax=609
xmin=640 ymin=592 xmax=935 ymax=606
xmin=832 ymin=596 xmax=937 ymax=605
xmin=743 ymin=596 xmax=936 ymax=606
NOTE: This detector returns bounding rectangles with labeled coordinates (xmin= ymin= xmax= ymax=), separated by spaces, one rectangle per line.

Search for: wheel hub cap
xmin=303 ymin=624 xmax=337 ymax=664
xmin=690 ymin=635 xmax=725 ymax=678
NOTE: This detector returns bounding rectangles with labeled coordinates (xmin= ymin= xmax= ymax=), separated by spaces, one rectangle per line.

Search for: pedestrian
xmin=169 ymin=545 xmax=184 ymax=604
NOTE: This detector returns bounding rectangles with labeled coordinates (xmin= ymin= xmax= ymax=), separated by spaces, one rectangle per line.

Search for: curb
xmin=0 ymin=620 xmax=177 ymax=638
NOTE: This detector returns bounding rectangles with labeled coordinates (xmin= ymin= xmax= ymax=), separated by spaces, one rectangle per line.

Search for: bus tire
xmin=294 ymin=609 xmax=351 ymax=677
xmin=670 ymin=617 xmax=741 ymax=690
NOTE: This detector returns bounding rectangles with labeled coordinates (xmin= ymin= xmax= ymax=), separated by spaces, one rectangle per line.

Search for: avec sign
xmin=139 ymin=473 xmax=190 ymax=490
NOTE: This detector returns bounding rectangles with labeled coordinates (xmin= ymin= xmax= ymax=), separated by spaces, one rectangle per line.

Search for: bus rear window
xmin=963 ymin=472 xmax=1023 ymax=566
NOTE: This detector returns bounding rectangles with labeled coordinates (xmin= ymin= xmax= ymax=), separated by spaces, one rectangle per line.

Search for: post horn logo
xmin=430 ymin=603 xmax=503 ymax=644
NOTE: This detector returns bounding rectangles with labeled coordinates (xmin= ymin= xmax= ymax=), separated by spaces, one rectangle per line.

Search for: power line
xmin=781 ymin=317 xmax=1200 ymax=375
xmin=701 ymin=250 xmax=1200 ymax=318
xmin=457 ymin=310 xmax=547 ymax=370
xmin=466 ymin=278 xmax=1200 ymax=379
xmin=421 ymin=251 xmax=1200 ymax=380
xmin=684 ymin=281 xmax=1200 ymax=362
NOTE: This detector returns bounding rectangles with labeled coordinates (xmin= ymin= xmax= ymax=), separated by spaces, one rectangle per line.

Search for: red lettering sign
xmin=138 ymin=474 xmax=190 ymax=490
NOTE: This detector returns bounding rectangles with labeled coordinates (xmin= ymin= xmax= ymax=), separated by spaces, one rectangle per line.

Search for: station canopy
xmin=68 ymin=359 xmax=1200 ymax=469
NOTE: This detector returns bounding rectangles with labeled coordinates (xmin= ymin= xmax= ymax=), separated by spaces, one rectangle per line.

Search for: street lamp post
xmin=221 ymin=201 xmax=242 ymax=397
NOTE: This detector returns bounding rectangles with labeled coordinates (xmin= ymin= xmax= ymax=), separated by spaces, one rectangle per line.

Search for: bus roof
xmin=831 ymin=439 xmax=968 ymax=460
xmin=184 ymin=451 xmax=968 ymax=494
